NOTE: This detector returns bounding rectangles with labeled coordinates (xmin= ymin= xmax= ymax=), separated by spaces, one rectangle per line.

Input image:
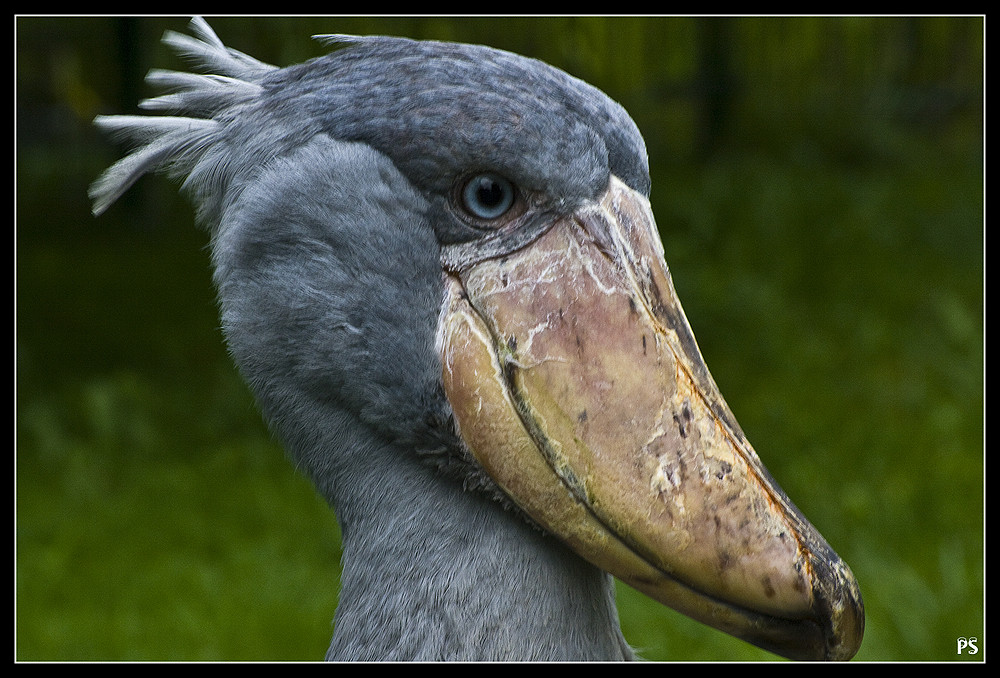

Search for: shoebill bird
xmin=91 ymin=18 xmax=864 ymax=661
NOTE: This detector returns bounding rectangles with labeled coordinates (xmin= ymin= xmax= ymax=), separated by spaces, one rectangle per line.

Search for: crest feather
xmin=89 ymin=18 xmax=276 ymax=221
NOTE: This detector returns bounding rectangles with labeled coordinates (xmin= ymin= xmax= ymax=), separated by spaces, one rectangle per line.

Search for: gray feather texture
xmin=92 ymin=18 xmax=650 ymax=660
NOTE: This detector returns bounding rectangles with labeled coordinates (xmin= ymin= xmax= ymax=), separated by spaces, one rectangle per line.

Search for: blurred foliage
xmin=16 ymin=16 xmax=983 ymax=661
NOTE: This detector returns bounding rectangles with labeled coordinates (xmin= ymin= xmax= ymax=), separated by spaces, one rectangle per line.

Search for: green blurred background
xmin=16 ymin=16 xmax=983 ymax=661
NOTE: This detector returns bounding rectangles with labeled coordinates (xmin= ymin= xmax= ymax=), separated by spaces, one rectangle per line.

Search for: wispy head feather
xmin=89 ymin=17 xmax=276 ymax=223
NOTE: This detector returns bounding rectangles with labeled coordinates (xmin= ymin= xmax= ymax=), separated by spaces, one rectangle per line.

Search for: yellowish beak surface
xmin=438 ymin=177 xmax=864 ymax=660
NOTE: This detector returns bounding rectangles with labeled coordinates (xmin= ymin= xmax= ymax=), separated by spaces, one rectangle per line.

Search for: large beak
xmin=437 ymin=176 xmax=864 ymax=661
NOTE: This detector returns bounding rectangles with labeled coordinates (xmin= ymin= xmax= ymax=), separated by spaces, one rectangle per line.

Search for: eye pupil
xmin=475 ymin=178 xmax=504 ymax=207
xmin=462 ymin=173 xmax=515 ymax=219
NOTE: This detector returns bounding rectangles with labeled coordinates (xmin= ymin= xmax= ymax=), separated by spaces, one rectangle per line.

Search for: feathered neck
xmin=321 ymin=426 xmax=634 ymax=661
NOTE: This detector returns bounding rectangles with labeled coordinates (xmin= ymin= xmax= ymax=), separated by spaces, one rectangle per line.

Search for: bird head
xmin=92 ymin=19 xmax=863 ymax=661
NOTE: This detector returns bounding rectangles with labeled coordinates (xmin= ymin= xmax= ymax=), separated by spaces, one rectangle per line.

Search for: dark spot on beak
xmin=792 ymin=574 xmax=807 ymax=594
xmin=578 ymin=409 xmax=588 ymax=423
xmin=717 ymin=547 xmax=732 ymax=570
xmin=673 ymin=414 xmax=687 ymax=438
xmin=673 ymin=399 xmax=693 ymax=438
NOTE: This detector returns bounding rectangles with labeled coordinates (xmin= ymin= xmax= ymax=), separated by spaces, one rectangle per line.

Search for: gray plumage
xmin=92 ymin=18 xmax=645 ymax=660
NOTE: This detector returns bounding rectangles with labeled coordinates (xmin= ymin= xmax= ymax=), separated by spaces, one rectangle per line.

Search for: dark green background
xmin=16 ymin=16 xmax=984 ymax=661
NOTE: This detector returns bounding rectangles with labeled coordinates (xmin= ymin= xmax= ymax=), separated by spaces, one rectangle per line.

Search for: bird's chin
xmin=436 ymin=175 xmax=864 ymax=661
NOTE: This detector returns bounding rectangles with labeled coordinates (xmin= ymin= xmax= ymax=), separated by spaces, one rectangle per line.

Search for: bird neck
xmin=316 ymin=429 xmax=633 ymax=661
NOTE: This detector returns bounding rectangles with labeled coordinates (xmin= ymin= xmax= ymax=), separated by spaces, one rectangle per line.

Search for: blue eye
xmin=461 ymin=173 xmax=516 ymax=220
